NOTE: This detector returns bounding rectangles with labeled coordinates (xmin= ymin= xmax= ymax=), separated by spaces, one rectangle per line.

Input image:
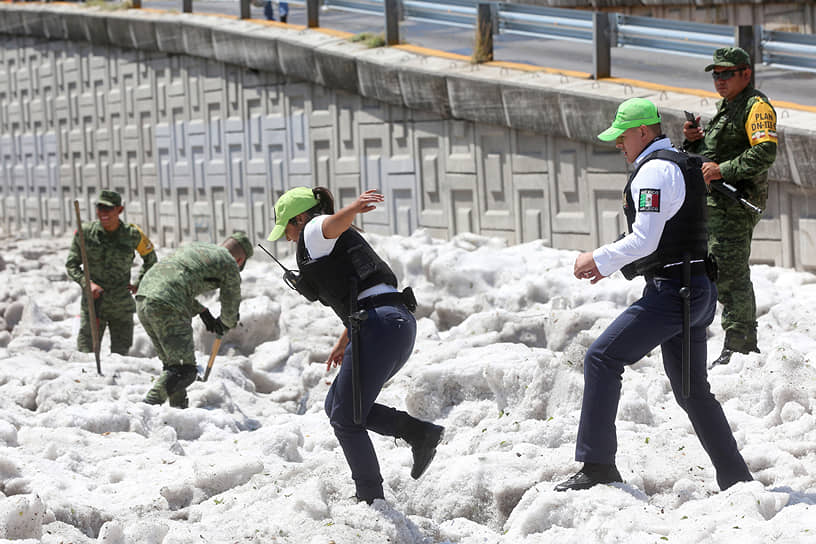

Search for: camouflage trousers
xmin=136 ymin=296 xmax=197 ymax=408
xmin=708 ymin=203 xmax=761 ymax=353
xmin=78 ymin=297 xmax=134 ymax=356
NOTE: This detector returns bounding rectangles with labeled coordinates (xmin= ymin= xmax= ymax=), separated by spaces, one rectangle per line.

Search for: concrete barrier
xmin=1 ymin=3 xmax=815 ymax=270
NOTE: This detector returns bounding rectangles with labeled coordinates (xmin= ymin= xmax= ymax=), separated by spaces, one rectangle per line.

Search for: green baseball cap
xmin=267 ymin=187 xmax=319 ymax=241
xmin=705 ymin=47 xmax=751 ymax=72
xmin=597 ymin=98 xmax=662 ymax=142
xmin=97 ymin=189 xmax=122 ymax=207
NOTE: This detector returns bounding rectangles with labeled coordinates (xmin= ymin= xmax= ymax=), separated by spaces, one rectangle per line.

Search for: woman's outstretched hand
xmin=322 ymin=189 xmax=385 ymax=240
xmin=353 ymin=190 xmax=384 ymax=215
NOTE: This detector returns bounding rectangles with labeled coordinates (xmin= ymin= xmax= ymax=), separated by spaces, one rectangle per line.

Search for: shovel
xmin=198 ymin=336 xmax=222 ymax=382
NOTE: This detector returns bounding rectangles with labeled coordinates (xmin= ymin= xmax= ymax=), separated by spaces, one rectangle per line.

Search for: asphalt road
xmin=144 ymin=0 xmax=816 ymax=108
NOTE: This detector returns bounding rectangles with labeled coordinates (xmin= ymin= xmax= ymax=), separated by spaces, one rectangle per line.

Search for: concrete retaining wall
xmin=1 ymin=4 xmax=816 ymax=271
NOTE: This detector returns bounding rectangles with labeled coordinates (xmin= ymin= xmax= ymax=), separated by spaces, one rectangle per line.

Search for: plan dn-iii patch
xmin=638 ymin=189 xmax=660 ymax=212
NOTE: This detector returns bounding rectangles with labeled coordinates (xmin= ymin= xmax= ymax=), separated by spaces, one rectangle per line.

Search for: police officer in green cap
xmin=555 ymin=97 xmax=752 ymax=493
xmin=136 ymin=232 xmax=253 ymax=408
xmin=66 ymin=189 xmax=157 ymax=355
xmin=683 ymin=47 xmax=778 ymax=366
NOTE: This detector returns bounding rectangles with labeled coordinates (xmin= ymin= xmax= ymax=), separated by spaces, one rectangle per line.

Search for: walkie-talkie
xmin=684 ymin=110 xmax=699 ymax=129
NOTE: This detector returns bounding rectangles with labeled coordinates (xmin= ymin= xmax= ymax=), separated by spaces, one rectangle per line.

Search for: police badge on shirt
xmin=638 ymin=189 xmax=660 ymax=212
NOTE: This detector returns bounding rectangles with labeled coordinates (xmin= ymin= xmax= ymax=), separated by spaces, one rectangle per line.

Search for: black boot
xmin=554 ymin=463 xmax=622 ymax=492
xmin=408 ymin=422 xmax=444 ymax=479
xmin=354 ymin=493 xmax=383 ymax=505
xmin=387 ymin=410 xmax=445 ymax=479
xmin=711 ymin=348 xmax=734 ymax=367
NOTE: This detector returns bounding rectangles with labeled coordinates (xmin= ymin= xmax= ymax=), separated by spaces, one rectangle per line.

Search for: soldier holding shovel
xmin=136 ymin=232 xmax=252 ymax=408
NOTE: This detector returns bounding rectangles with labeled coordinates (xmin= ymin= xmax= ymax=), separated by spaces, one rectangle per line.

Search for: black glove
xmin=199 ymin=309 xmax=226 ymax=336
xmin=213 ymin=318 xmax=227 ymax=336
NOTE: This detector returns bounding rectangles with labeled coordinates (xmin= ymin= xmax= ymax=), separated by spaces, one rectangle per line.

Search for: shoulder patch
xmin=133 ymin=225 xmax=155 ymax=256
xmin=745 ymin=99 xmax=777 ymax=146
xmin=638 ymin=189 xmax=661 ymax=212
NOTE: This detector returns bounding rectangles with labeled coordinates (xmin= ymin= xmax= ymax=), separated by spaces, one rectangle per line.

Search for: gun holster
xmin=401 ymin=287 xmax=418 ymax=313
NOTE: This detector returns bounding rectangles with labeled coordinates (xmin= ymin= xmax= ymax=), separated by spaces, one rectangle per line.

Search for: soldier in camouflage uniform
xmin=136 ymin=232 xmax=253 ymax=408
xmin=66 ymin=190 xmax=157 ymax=356
xmin=683 ymin=47 xmax=777 ymax=366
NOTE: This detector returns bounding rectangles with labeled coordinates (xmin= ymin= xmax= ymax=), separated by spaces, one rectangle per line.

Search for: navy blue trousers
xmin=324 ymin=304 xmax=417 ymax=500
xmin=575 ymin=275 xmax=752 ymax=490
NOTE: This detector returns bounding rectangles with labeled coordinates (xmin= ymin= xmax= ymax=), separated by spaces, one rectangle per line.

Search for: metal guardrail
xmin=324 ymin=0 xmax=479 ymax=28
xmin=136 ymin=0 xmax=816 ymax=74
xmin=762 ymin=29 xmax=816 ymax=71
xmin=402 ymin=0 xmax=477 ymax=29
xmin=496 ymin=3 xmax=593 ymax=43
xmin=615 ymin=14 xmax=734 ymax=57
xmin=317 ymin=0 xmax=815 ymax=73
xmin=323 ymin=0 xmax=383 ymax=16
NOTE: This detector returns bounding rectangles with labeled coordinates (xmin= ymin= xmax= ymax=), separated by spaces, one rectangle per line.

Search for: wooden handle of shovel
xmin=200 ymin=336 xmax=222 ymax=382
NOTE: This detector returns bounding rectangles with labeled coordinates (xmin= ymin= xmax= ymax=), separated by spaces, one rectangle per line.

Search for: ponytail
xmin=307 ymin=186 xmax=362 ymax=232
xmin=312 ymin=187 xmax=335 ymax=215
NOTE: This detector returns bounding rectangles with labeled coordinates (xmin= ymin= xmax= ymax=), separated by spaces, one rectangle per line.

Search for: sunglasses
xmin=711 ymin=68 xmax=744 ymax=81
xmin=96 ymin=204 xmax=115 ymax=212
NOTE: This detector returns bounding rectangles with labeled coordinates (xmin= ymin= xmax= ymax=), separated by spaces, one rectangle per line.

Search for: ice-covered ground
xmin=0 ymin=230 xmax=814 ymax=543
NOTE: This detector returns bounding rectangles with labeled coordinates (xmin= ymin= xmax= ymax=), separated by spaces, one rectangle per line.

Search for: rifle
xmin=709 ymin=180 xmax=763 ymax=215
xmin=682 ymin=143 xmax=763 ymax=215
xmin=73 ymin=200 xmax=102 ymax=375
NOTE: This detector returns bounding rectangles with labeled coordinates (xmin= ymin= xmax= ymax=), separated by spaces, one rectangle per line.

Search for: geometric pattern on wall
xmin=1 ymin=35 xmax=814 ymax=271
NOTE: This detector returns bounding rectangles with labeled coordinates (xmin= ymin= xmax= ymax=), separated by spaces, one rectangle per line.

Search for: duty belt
xmin=357 ymin=287 xmax=417 ymax=313
xmin=648 ymin=261 xmax=707 ymax=281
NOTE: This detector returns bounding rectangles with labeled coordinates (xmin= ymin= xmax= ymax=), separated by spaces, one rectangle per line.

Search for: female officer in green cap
xmin=268 ymin=186 xmax=444 ymax=504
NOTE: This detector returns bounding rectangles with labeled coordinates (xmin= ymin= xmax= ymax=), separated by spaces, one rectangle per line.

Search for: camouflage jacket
xmin=684 ymin=85 xmax=777 ymax=210
xmin=136 ymin=242 xmax=242 ymax=329
xmin=66 ymin=220 xmax=157 ymax=309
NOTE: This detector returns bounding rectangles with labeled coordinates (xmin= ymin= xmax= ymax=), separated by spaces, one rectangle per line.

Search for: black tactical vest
xmin=296 ymin=225 xmax=397 ymax=324
xmin=621 ymin=148 xmax=708 ymax=278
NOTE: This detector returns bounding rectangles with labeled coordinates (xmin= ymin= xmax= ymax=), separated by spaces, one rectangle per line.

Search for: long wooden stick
xmin=73 ymin=200 xmax=102 ymax=375
xmin=200 ymin=336 xmax=222 ymax=382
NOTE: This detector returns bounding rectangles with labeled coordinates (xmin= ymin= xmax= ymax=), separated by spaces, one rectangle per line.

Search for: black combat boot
xmin=554 ymin=463 xmax=622 ymax=492
xmin=408 ymin=422 xmax=445 ymax=479
xmin=393 ymin=412 xmax=445 ymax=479
xmin=712 ymin=344 xmax=760 ymax=367
xmin=711 ymin=348 xmax=734 ymax=367
xmin=164 ymin=365 xmax=197 ymax=409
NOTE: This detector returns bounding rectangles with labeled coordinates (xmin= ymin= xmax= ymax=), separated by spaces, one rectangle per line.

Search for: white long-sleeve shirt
xmin=593 ymin=137 xmax=687 ymax=277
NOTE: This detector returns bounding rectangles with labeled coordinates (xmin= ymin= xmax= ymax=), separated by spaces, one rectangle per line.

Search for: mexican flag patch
xmin=638 ymin=189 xmax=660 ymax=212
